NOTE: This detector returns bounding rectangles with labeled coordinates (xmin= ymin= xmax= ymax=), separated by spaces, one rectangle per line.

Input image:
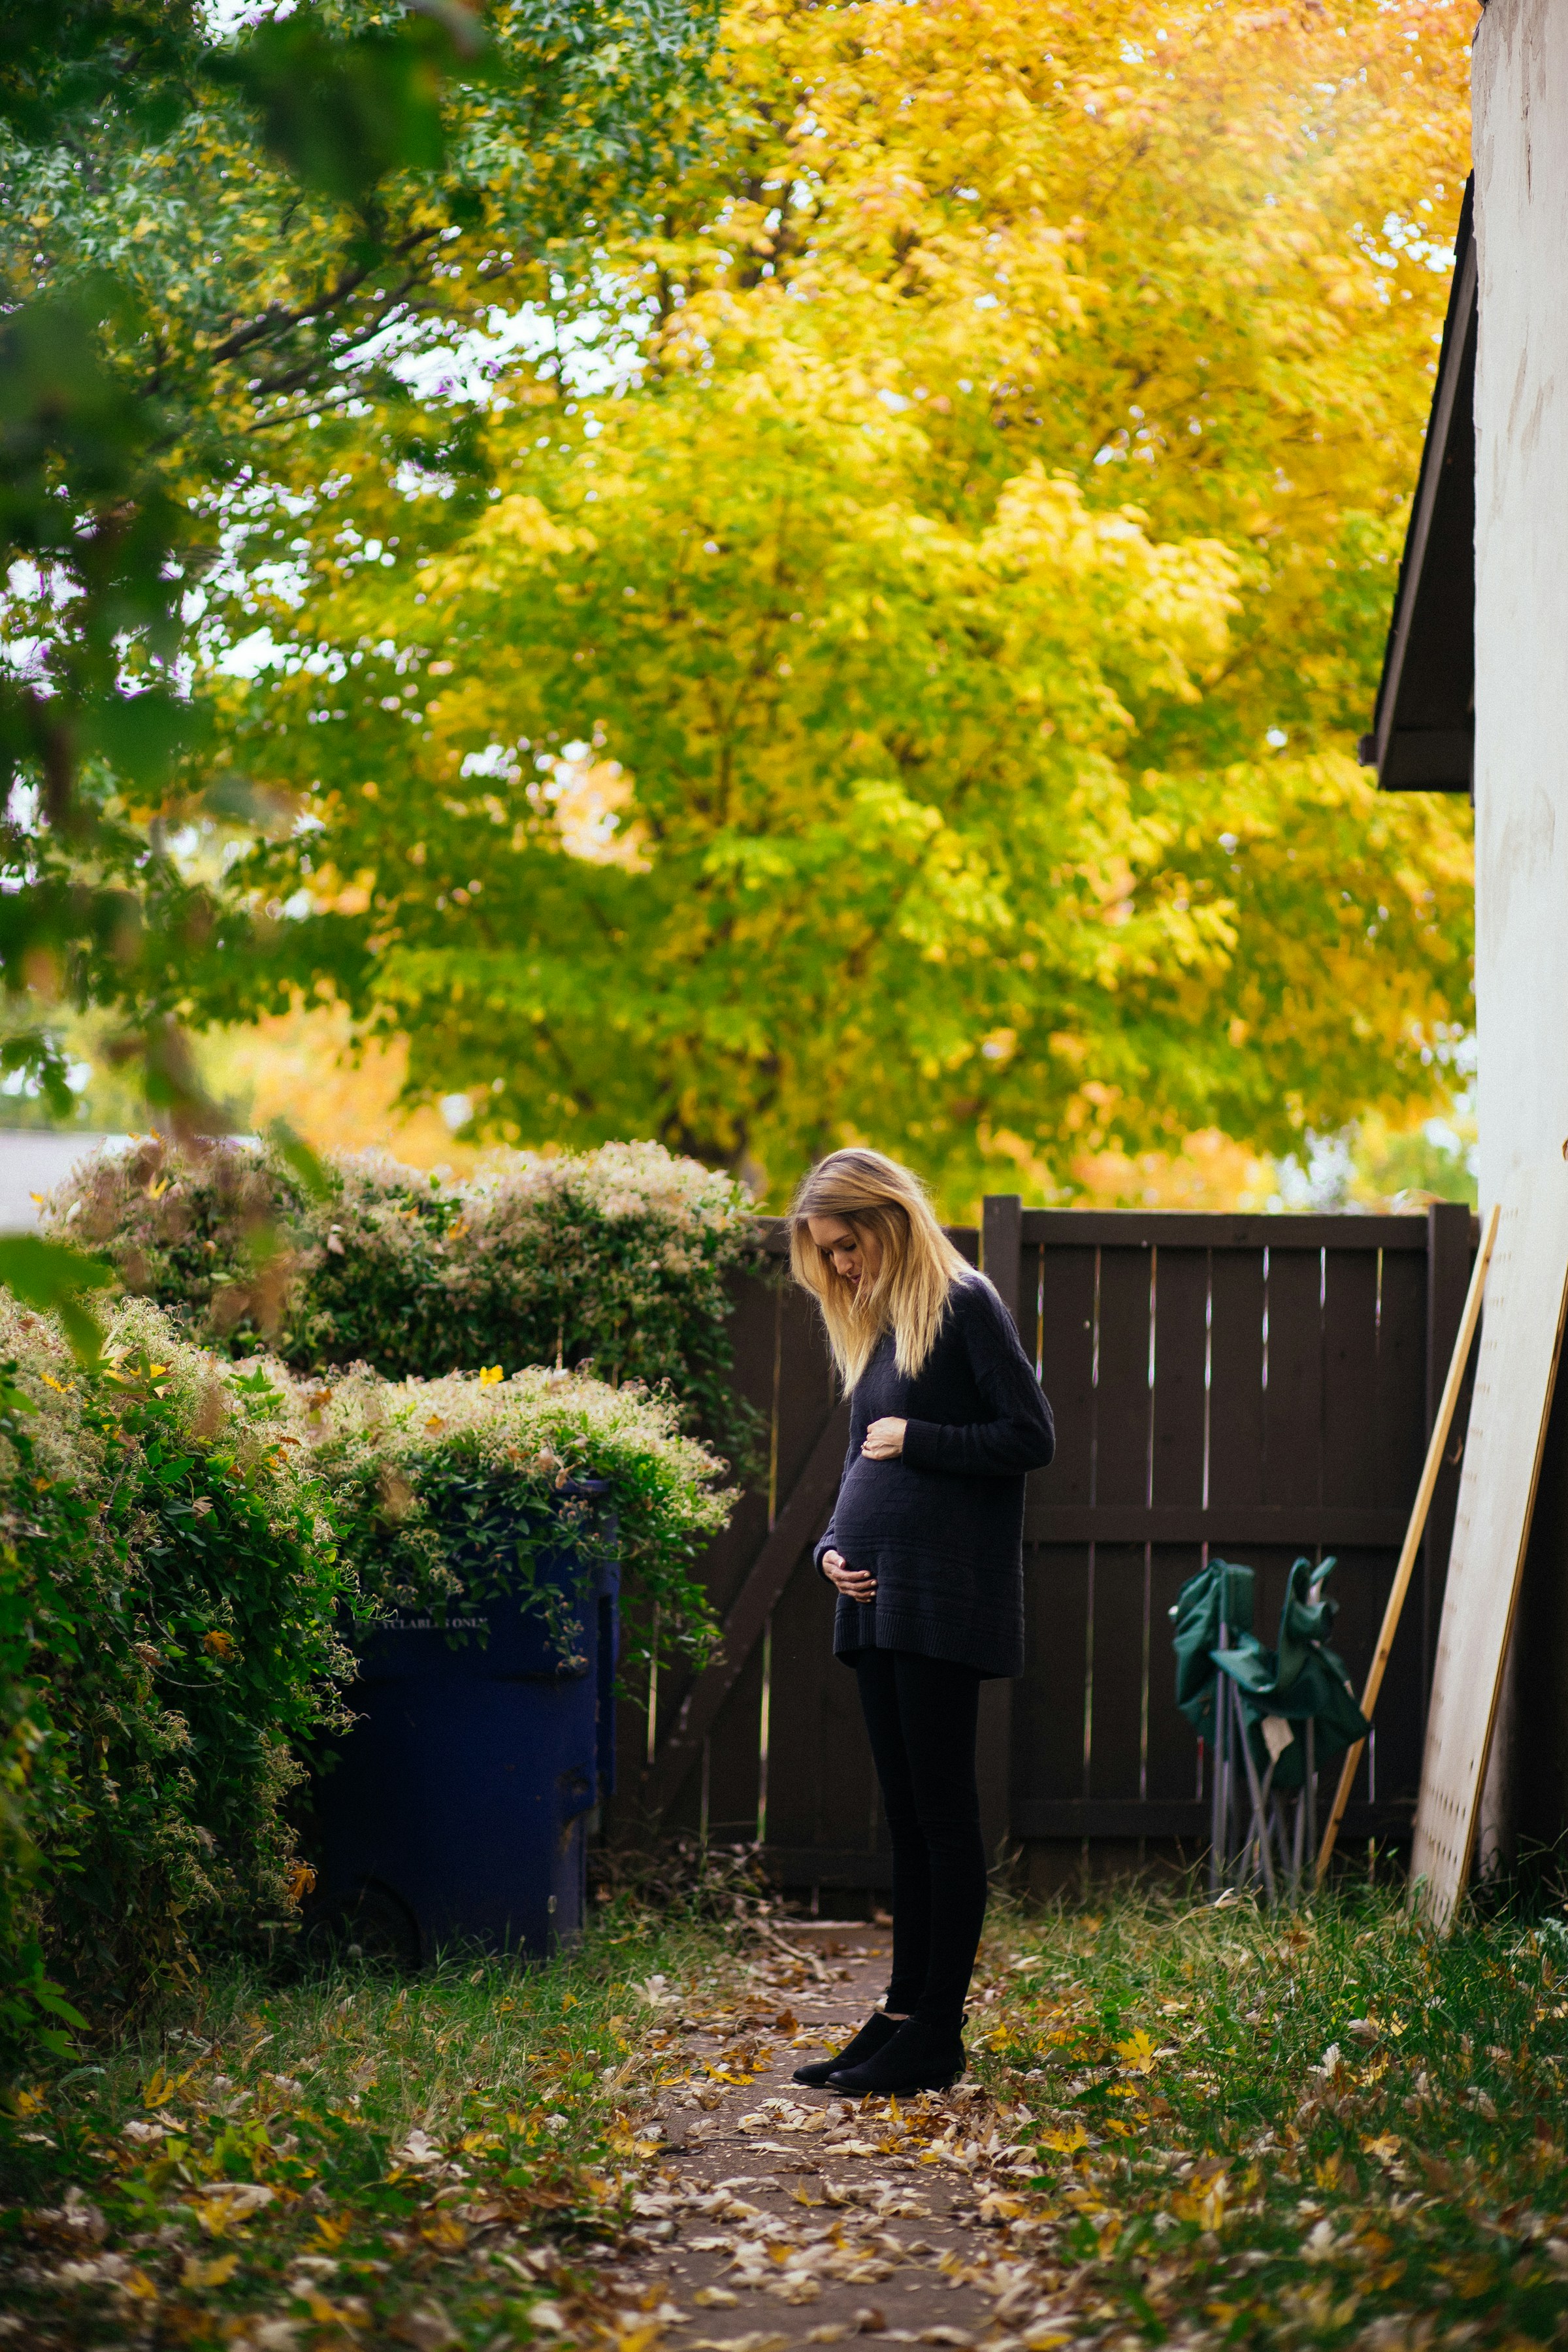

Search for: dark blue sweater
xmin=813 ymin=1272 xmax=1055 ymax=1678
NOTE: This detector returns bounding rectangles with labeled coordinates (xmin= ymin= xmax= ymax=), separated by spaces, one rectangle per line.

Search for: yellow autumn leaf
xmin=616 ymin=2327 xmax=665 ymax=2352
xmin=1039 ymin=2123 xmax=1088 ymax=2154
xmin=1171 ymin=2172 xmax=1228 ymax=2232
xmin=182 ymin=2251 xmax=240 ymax=2289
xmin=1114 ymin=2028 xmax=1159 ymax=2073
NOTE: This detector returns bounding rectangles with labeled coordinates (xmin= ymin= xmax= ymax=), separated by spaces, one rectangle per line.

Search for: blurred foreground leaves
xmin=0 ymin=0 xmax=717 ymax=1132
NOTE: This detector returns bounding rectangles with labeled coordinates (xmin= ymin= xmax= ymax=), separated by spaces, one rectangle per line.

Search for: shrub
xmin=0 ymin=1300 xmax=355 ymax=2059
xmin=46 ymin=1139 xmax=760 ymax=1430
xmin=0 ymin=1306 xmax=730 ymax=2069
xmin=295 ymin=1364 xmax=730 ymax=1674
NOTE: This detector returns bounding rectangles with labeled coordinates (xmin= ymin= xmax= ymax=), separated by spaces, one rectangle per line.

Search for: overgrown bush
xmin=299 ymin=1364 xmax=730 ymax=1676
xmin=46 ymin=1139 xmax=759 ymax=1429
xmin=0 ymin=1305 xmax=730 ymax=2074
xmin=0 ymin=1300 xmax=354 ymax=2064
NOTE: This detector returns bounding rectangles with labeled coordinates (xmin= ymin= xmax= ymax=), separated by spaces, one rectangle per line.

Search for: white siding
xmin=1475 ymin=0 xmax=1568 ymax=1205
xmin=1473 ymin=0 xmax=1568 ymax=1864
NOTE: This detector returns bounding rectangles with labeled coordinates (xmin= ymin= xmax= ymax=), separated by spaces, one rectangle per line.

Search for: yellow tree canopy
xmin=206 ymin=0 xmax=1475 ymax=1211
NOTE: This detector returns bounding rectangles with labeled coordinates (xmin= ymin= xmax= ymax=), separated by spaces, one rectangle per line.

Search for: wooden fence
xmin=609 ymin=1201 xmax=1477 ymax=1890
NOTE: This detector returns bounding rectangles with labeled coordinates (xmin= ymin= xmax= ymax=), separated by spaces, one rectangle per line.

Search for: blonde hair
xmin=787 ymin=1148 xmax=971 ymax=1390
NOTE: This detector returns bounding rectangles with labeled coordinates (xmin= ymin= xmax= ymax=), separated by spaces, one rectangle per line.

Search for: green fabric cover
xmin=1169 ymin=1556 xmax=1369 ymax=1791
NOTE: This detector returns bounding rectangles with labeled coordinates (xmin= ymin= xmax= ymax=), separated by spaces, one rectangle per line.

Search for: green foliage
xmin=0 ymin=1300 xmax=355 ymax=2063
xmin=0 ymin=1275 xmax=730 ymax=2065
xmin=0 ymin=0 xmax=718 ymax=1122
xmin=196 ymin=0 xmax=1473 ymax=1209
xmin=304 ymin=1362 xmax=729 ymax=1673
xmin=0 ymin=1233 xmax=115 ymax=1363
xmin=47 ymin=1135 xmax=758 ymax=1431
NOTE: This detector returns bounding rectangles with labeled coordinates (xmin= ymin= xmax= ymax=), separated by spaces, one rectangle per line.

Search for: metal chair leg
xmin=1232 ymin=1678 xmax=1277 ymax=1903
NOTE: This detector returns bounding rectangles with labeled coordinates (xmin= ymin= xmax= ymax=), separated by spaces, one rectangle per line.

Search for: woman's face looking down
xmin=807 ymin=1215 xmax=883 ymax=1289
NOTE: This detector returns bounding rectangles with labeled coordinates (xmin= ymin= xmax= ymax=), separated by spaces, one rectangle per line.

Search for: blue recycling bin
xmin=309 ymin=1512 xmax=618 ymax=1965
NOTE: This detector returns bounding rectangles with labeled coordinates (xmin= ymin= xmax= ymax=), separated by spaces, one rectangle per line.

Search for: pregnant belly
xmin=832 ymin=1457 xmax=929 ymax=1560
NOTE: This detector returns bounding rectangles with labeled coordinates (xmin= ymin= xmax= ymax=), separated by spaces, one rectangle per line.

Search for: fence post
xmin=982 ymin=1194 xmax=1024 ymax=1328
xmin=1424 ymin=1201 xmax=1475 ymax=1707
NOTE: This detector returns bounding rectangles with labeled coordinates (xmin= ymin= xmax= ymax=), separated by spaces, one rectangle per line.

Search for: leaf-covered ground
xmin=0 ymin=1907 xmax=772 ymax=2349
xmin=5 ymin=1885 xmax=1568 ymax=2349
xmin=961 ymin=1887 xmax=1568 ymax=2348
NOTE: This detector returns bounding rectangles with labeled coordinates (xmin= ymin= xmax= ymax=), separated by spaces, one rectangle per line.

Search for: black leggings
xmin=854 ymin=1648 xmax=987 ymax=2030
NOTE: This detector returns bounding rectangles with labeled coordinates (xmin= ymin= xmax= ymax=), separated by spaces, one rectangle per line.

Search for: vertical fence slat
xmin=1322 ymin=1248 xmax=1382 ymax=1509
xmin=1152 ymin=1250 xmax=1210 ymax=1510
xmin=1208 ymin=1250 xmax=1267 ymax=1513
xmin=1262 ymin=1245 xmax=1324 ymax=1511
xmin=983 ymin=1195 xmax=1024 ymax=1328
xmin=1095 ymin=1249 xmax=1154 ymax=1507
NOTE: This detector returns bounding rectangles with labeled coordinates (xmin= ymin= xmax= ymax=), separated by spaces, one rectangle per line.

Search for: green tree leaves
xmin=0 ymin=0 xmax=719 ymax=1130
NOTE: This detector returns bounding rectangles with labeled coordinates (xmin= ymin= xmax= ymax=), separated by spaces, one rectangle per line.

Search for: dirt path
xmin=590 ymin=1924 xmax=1046 ymax=2352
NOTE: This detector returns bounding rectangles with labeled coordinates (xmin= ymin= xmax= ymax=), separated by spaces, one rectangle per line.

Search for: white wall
xmin=1474 ymin=0 xmax=1568 ymax=1206
xmin=0 ymin=1134 xmax=120 ymax=1234
xmin=1474 ymin=0 xmax=1568 ymax=1862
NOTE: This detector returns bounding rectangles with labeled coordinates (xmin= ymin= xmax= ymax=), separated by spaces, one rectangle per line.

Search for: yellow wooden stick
xmin=1314 ymin=1201 xmax=1501 ymax=1888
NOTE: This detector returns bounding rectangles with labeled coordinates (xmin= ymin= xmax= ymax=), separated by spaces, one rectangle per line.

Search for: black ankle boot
xmin=826 ymin=2015 xmax=964 ymax=2097
xmin=792 ymin=2009 xmax=900 ymax=2087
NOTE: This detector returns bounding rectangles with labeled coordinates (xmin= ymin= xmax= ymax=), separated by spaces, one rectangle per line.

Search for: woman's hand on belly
xmin=823 ymin=1548 xmax=877 ymax=1603
xmin=862 ymin=1416 xmax=907 ymax=1460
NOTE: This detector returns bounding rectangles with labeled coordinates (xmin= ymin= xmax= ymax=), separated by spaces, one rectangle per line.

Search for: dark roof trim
xmin=1359 ymin=176 xmax=1475 ymax=794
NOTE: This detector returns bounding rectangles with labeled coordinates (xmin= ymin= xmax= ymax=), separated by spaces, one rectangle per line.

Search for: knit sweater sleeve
xmin=813 ymin=1428 xmax=858 ymax=1578
xmin=900 ymin=1279 xmax=1056 ymax=1478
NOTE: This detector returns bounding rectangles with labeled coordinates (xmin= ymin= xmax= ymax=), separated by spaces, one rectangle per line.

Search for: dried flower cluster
xmin=46 ymin=1138 xmax=758 ymax=1427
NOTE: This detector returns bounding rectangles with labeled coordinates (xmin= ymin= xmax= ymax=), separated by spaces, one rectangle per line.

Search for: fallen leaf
xmin=687 ymin=2337 xmax=789 ymax=2352
xmin=1113 ymin=2029 xmax=1158 ymax=2073
xmin=194 ymin=2183 xmax=274 ymax=2234
xmin=694 ymin=2288 xmax=741 ymax=2309
xmin=395 ymin=2306 xmax=458 ymax=2351
xmin=978 ymin=2192 xmax=1023 ymax=2224
xmin=181 ymin=2251 xmax=240 ymax=2289
xmin=421 ymin=2214 xmax=468 ymax=2249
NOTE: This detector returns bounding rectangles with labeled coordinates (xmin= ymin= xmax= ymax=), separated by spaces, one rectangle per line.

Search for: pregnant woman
xmin=787 ymin=1148 xmax=1054 ymax=2098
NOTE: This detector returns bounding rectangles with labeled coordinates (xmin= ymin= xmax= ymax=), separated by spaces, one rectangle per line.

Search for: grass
xmin=965 ymin=1883 xmax=1568 ymax=2347
xmin=0 ymin=1899 xmax=763 ymax=2350
xmin=5 ymin=1878 xmax=1568 ymax=2349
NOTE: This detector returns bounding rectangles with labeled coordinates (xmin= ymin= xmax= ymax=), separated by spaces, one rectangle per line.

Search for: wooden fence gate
xmin=612 ymin=1201 xmax=1476 ymax=1890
